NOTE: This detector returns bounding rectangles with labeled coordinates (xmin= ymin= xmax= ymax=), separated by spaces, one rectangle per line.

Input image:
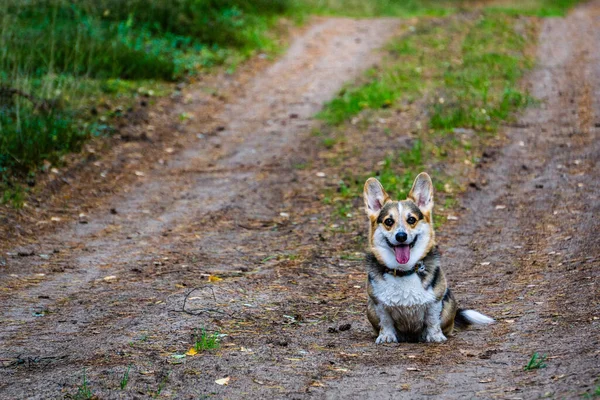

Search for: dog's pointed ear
xmin=408 ymin=172 xmax=434 ymax=213
xmin=364 ymin=178 xmax=390 ymax=217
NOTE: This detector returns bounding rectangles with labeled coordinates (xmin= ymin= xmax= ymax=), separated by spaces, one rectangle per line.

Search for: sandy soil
xmin=0 ymin=4 xmax=598 ymax=400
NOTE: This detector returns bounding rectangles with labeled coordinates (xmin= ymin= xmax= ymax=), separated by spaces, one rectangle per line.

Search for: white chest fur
xmin=372 ymin=273 xmax=436 ymax=307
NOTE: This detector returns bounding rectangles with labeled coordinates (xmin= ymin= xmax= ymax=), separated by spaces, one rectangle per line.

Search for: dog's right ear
xmin=363 ymin=178 xmax=390 ymax=218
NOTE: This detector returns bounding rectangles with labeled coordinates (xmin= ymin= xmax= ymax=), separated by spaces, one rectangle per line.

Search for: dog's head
xmin=363 ymin=173 xmax=435 ymax=270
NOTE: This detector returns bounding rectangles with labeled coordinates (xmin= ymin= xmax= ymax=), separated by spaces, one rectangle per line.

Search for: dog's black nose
xmin=395 ymin=232 xmax=408 ymax=243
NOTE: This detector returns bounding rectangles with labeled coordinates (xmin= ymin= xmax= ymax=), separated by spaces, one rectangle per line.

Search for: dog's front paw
xmin=424 ymin=329 xmax=446 ymax=343
xmin=376 ymin=331 xmax=398 ymax=344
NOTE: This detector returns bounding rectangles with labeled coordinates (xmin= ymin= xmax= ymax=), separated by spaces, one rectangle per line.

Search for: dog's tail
xmin=455 ymin=308 xmax=494 ymax=329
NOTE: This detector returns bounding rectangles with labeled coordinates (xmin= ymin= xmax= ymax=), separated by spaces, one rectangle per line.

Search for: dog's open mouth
xmin=387 ymin=235 xmax=418 ymax=264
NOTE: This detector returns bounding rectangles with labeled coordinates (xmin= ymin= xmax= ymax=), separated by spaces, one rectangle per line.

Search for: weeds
xmin=316 ymin=10 xmax=539 ymax=227
xmin=582 ymin=385 xmax=600 ymax=398
xmin=73 ymin=368 xmax=93 ymax=400
xmin=524 ymin=352 xmax=547 ymax=370
xmin=120 ymin=365 xmax=131 ymax=390
xmin=193 ymin=328 xmax=220 ymax=352
xmin=0 ymin=0 xmax=292 ymax=185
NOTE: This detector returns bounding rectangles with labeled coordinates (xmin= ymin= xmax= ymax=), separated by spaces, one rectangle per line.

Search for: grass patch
xmin=120 ymin=365 xmax=131 ymax=390
xmin=193 ymin=328 xmax=220 ymax=352
xmin=582 ymin=385 xmax=600 ymax=399
xmin=485 ymin=0 xmax=582 ymax=17
xmin=73 ymin=368 xmax=93 ymax=400
xmin=524 ymin=352 xmax=547 ymax=370
xmin=0 ymin=0 xmax=295 ymax=189
xmin=297 ymin=0 xmax=459 ymax=18
xmin=301 ymin=0 xmax=581 ymax=17
xmin=317 ymin=10 xmax=543 ymax=226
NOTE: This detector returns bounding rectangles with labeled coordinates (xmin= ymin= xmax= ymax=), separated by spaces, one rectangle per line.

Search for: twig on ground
xmin=171 ymin=286 xmax=244 ymax=320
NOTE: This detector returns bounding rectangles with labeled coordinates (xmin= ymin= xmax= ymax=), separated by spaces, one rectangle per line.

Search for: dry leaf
xmin=186 ymin=348 xmax=198 ymax=356
xmin=208 ymin=275 xmax=222 ymax=283
xmin=215 ymin=377 xmax=230 ymax=386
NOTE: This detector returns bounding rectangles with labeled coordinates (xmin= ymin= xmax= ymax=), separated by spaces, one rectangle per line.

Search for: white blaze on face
xmin=372 ymin=202 xmax=431 ymax=270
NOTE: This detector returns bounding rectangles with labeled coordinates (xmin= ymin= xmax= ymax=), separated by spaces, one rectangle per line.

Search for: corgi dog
xmin=363 ymin=173 xmax=493 ymax=343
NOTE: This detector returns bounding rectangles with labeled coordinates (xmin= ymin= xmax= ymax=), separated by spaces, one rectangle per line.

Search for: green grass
xmin=0 ymin=0 xmax=294 ymax=188
xmin=73 ymin=368 xmax=93 ymax=400
xmin=485 ymin=0 xmax=581 ymax=17
xmin=524 ymin=352 xmax=547 ymax=370
xmin=582 ymin=385 xmax=600 ymax=398
xmin=301 ymin=0 xmax=580 ymax=17
xmin=296 ymin=0 xmax=458 ymax=18
xmin=193 ymin=328 xmax=220 ymax=352
xmin=120 ymin=365 xmax=131 ymax=390
xmin=0 ymin=0 xmax=581 ymax=199
xmin=315 ymin=9 xmax=547 ymax=226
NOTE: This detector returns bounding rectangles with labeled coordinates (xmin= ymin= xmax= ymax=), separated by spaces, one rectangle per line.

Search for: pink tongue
xmin=394 ymin=245 xmax=410 ymax=264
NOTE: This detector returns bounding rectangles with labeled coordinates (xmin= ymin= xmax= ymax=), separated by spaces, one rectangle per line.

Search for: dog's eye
xmin=384 ymin=218 xmax=394 ymax=227
xmin=407 ymin=216 xmax=417 ymax=225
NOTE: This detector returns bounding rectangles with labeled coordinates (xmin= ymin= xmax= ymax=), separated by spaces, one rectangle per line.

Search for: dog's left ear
xmin=408 ymin=172 xmax=434 ymax=213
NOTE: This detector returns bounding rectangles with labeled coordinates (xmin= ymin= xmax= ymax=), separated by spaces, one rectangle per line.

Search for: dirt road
xmin=1 ymin=4 xmax=598 ymax=399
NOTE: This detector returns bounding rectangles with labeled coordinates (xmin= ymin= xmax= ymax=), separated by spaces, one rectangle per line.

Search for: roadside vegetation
xmin=0 ymin=0 xmax=579 ymax=207
xmin=0 ymin=0 xmax=293 ymax=202
xmin=316 ymin=8 xmax=545 ymax=227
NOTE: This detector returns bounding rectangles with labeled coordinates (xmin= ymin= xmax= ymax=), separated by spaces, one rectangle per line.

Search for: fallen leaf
xmin=459 ymin=349 xmax=479 ymax=357
xmin=215 ymin=377 xmax=230 ymax=386
xmin=171 ymin=354 xmax=186 ymax=359
xmin=208 ymin=275 xmax=222 ymax=283
xmin=186 ymin=348 xmax=198 ymax=356
xmin=310 ymin=381 xmax=325 ymax=387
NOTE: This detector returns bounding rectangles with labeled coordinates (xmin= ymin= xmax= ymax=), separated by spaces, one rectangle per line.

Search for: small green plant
xmin=150 ymin=372 xmax=170 ymax=398
xmin=74 ymin=368 xmax=93 ymax=400
xmin=322 ymin=137 xmax=337 ymax=149
xmin=582 ymin=385 xmax=600 ymax=398
xmin=1 ymin=184 xmax=26 ymax=208
xmin=120 ymin=365 xmax=131 ymax=390
xmin=524 ymin=352 xmax=547 ymax=370
xmin=193 ymin=328 xmax=220 ymax=352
